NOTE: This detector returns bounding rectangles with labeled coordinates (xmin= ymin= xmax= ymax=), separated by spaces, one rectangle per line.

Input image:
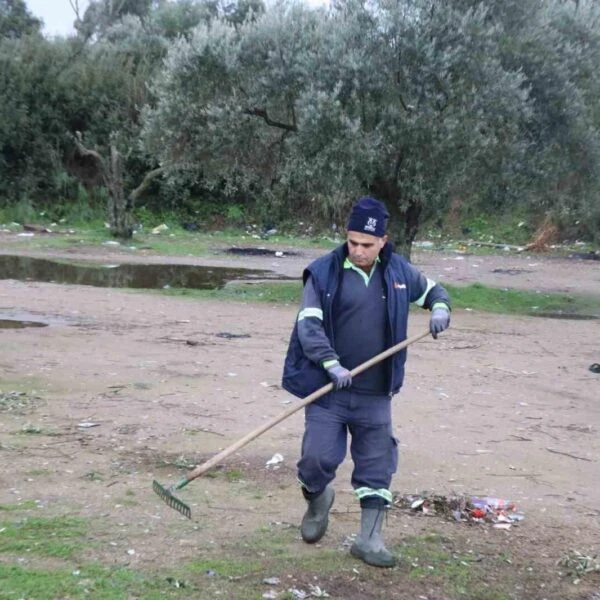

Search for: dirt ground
xmin=0 ymin=235 xmax=599 ymax=599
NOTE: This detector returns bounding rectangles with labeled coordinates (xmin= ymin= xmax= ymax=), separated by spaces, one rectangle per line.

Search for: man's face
xmin=346 ymin=231 xmax=387 ymax=270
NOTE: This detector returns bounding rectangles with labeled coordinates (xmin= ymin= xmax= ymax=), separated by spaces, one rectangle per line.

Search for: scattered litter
xmin=263 ymin=577 xmax=280 ymax=585
xmin=393 ymin=492 xmax=525 ymax=528
xmin=589 ymin=363 xmax=600 ymax=374
xmin=308 ymin=584 xmax=330 ymax=597
xmin=17 ymin=233 xmax=35 ymax=237
xmin=126 ymin=549 xmax=135 ymax=555
xmin=166 ymin=577 xmax=186 ymax=588
xmin=275 ymin=251 xmax=284 ymax=257
xmin=557 ymin=550 xmax=600 ymax=582
xmin=152 ymin=224 xmax=169 ymax=234
xmin=265 ymin=453 xmax=284 ymax=468
xmin=102 ymin=240 xmax=120 ymax=246
xmin=262 ymin=592 xmax=278 ymax=600
xmin=77 ymin=421 xmax=100 ymax=428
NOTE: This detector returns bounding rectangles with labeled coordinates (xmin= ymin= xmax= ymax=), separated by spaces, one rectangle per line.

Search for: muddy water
xmin=0 ymin=255 xmax=274 ymax=290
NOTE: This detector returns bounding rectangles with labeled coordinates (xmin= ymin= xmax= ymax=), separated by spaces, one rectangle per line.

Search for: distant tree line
xmin=1 ymin=0 xmax=599 ymax=254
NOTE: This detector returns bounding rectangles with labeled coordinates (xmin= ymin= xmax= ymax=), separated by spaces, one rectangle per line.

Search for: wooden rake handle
xmin=180 ymin=329 xmax=431 ymax=486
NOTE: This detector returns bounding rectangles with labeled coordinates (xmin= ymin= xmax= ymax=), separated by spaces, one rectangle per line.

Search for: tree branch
xmin=244 ymin=108 xmax=297 ymax=132
xmin=128 ymin=167 xmax=165 ymax=204
xmin=71 ymin=132 xmax=108 ymax=181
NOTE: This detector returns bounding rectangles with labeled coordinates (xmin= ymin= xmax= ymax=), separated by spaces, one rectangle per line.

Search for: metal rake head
xmin=152 ymin=480 xmax=191 ymax=519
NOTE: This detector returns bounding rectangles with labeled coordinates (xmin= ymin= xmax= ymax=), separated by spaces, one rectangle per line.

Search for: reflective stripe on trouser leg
xmin=297 ymin=393 xmax=348 ymax=494
xmin=348 ymin=393 xmax=398 ymax=506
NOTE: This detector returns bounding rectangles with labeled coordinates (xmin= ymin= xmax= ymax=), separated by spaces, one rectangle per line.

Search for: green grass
xmin=0 ymin=515 xmax=574 ymax=600
xmin=151 ymin=279 xmax=600 ymax=319
xmin=0 ymin=500 xmax=39 ymax=512
xmin=0 ymin=220 xmax=339 ymax=255
xmin=446 ymin=283 xmax=600 ymax=318
xmin=155 ymin=281 xmax=303 ymax=304
xmin=0 ymin=516 xmax=86 ymax=559
xmin=400 ymin=533 xmax=511 ymax=600
xmin=0 ymin=564 xmax=189 ymax=600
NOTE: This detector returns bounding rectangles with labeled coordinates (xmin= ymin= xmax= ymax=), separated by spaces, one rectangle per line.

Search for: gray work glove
xmin=326 ymin=363 xmax=352 ymax=389
xmin=430 ymin=306 xmax=450 ymax=339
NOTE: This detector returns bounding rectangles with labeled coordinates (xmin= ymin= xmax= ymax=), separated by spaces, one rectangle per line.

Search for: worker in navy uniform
xmin=282 ymin=196 xmax=451 ymax=567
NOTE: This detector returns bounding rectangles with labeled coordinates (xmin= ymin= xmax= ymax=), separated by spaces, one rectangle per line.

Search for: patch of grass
xmin=0 ymin=564 xmax=190 ymax=600
xmin=152 ymin=279 xmax=600 ymax=319
xmin=17 ymin=423 xmax=60 ymax=436
xmin=187 ymin=557 xmax=262 ymax=577
xmin=25 ymin=468 xmax=51 ymax=476
xmin=0 ymin=500 xmax=39 ymax=512
xmin=155 ymin=281 xmax=303 ymax=304
xmin=0 ymin=516 xmax=86 ymax=559
xmin=224 ymin=468 xmax=244 ymax=482
xmin=446 ymin=283 xmax=600 ymax=318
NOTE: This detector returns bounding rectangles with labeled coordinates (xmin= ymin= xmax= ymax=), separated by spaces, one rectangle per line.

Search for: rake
xmin=153 ymin=329 xmax=431 ymax=518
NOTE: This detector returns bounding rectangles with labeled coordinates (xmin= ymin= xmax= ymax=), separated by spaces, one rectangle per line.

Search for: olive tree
xmin=142 ymin=0 xmax=534 ymax=255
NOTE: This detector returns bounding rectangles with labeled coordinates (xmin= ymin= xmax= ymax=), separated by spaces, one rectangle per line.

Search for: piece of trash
xmin=275 ymin=251 xmax=284 ymax=257
xmin=216 ymin=332 xmax=251 ymax=339
xmin=589 ymin=363 xmax=600 ymax=374
xmin=17 ymin=233 xmax=35 ymax=237
xmin=205 ymin=569 xmax=216 ymax=577
xmin=288 ymin=588 xmax=307 ymax=599
xmin=493 ymin=523 xmax=512 ymax=530
xmin=262 ymin=592 xmax=278 ymax=600
xmin=166 ymin=577 xmax=186 ymax=588
xmin=470 ymin=497 xmax=515 ymax=511
xmin=266 ymin=453 xmax=284 ymax=468
xmin=102 ymin=240 xmax=120 ymax=246
xmin=127 ymin=549 xmax=135 ymax=555
xmin=308 ymin=584 xmax=330 ymax=597
xmin=77 ymin=422 xmax=100 ymax=428
xmin=151 ymin=224 xmax=169 ymax=234
xmin=263 ymin=577 xmax=280 ymax=585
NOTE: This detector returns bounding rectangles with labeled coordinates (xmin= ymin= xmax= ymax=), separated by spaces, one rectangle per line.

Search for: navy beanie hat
xmin=347 ymin=196 xmax=389 ymax=237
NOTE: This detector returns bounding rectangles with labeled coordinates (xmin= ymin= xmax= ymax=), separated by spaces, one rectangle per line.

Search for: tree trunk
xmin=107 ymin=143 xmax=134 ymax=239
xmin=368 ymin=180 xmax=421 ymax=260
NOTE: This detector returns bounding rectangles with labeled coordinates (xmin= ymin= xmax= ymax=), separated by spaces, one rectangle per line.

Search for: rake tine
xmin=152 ymin=480 xmax=191 ymax=519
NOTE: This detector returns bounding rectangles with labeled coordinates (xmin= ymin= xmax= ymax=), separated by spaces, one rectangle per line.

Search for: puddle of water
xmin=0 ymin=255 xmax=279 ymax=290
xmin=0 ymin=318 xmax=47 ymax=329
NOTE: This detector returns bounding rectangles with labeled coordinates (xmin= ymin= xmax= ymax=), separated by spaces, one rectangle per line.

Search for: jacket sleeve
xmin=296 ymin=275 xmax=340 ymax=367
xmin=405 ymin=262 xmax=451 ymax=311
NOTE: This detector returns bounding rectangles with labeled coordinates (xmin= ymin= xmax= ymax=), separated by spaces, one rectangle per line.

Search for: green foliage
xmin=1 ymin=0 xmax=600 ymax=247
xmin=0 ymin=0 xmax=42 ymax=38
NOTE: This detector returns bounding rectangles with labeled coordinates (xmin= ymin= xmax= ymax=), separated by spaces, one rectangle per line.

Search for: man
xmin=281 ymin=196 xmax=450 ymax=568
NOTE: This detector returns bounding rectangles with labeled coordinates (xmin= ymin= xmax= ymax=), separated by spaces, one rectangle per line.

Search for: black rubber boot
xmin=350 ymin=508 xmax=397 ymax=568
xmin=300 ymin=486 xmax=335 ymax=543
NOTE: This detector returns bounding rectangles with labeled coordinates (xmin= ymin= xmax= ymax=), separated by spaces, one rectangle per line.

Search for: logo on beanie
xmin=364 ymin=217 xmax=377 ymax=233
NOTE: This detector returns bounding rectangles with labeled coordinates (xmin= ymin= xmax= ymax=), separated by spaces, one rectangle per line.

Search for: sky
xmin=26 ymin=0 xmax=90 ymax=36
xmin=25 ymin=0 xmax=327 ymax=37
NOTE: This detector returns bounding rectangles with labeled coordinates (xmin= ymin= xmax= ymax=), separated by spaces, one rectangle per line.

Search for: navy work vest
xmin=282 ymin=243 xmax=414 ymax=399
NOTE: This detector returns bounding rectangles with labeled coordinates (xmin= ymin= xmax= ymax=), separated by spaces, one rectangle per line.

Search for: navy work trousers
xmin=297 ymin=389 xmax=398 ymax=504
